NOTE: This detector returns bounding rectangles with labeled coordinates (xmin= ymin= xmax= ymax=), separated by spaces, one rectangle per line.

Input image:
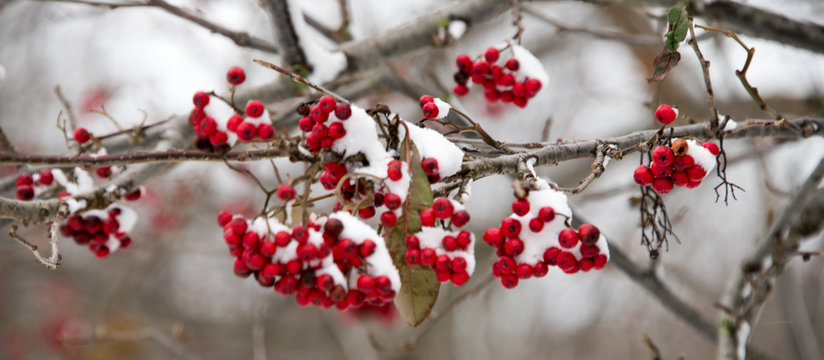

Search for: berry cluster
xmin=188 ymin=67 xmax=275 ymax=151
xmin=59 ymin=206 xmax=136 ymax=258
xmin=296 ymin=95 xmax=351 ymax=153
xmin=482 ymin=181 xmax=609 ymax=288
xmin=452 ymin=45 xmax=546 ymax=108
xmin=404 ymin=197 xmax=475 ymax=286
xmin=418 ymin=95 xmax=451 ymax=120
xmin=633 ymin=138 xmax=719 ymax=194
xmin=15 ymin=169 xmax=54 ymax=200
xmin=326 ymin=159 xmax=410 ymax=228
xmin=219 ymin=211 xmax=401 ymax=309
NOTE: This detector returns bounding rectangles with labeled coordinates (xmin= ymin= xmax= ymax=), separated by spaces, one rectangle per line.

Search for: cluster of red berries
xmin=59 ymin=207 xmax=133 ymax=258
xmin=452 ymin=47 xmax=542 ymax=107
xmin=15 ymin=170 xmax=53 ymax=200
xmin=633 ymin=139 xmax=719 ymax=194
xmin=297 ymin=95 xmax=351 ymax=153
xmin=188 ymin=67 xmax=274 ymax=150
xmin=404 ymin=197 xmax=474 ymax=286
xmin=219 ymin=211 xmax=399 ymax=310
xmin=418 ymin=95 xmax=449 ymax=120
xmin=483 ymin=186 xmax=608 ymax=289
xmin=326 ymin=160 xmax=409 ymax=229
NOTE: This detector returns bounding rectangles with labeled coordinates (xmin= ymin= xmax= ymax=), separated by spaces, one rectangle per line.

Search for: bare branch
xmin=688 ymin=19 xmax=720 ymax=131
xmin=259 ymin=0 xmax=309 ymax=70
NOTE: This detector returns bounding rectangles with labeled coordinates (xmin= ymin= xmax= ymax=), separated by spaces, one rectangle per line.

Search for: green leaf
xmin=664 ymin=6 xmax=688 ymax=53
xmin=667 ymin=7 xmax=683 ymax=25
xmin=390 ymin=135 xmax=439 ymax=326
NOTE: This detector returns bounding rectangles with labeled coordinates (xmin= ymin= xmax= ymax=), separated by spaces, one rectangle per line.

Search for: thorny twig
xmin=695 ymin=24 xmax=783 ymax=121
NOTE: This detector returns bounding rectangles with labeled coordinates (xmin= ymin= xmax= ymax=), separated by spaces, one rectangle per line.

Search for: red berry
xmin=451 ymin=210 xmax=470 ymax=227
xmin=258 ymin=124 xmax=275 ymax=140
xmin=298 ymin=116 xmax=315 ymax=133
xmin=456 ymin=54 xmax=472 ymax=72
xmin=671 ymin=171 xmax=689 ymax=187
xmin=73 ymin=128 xmax=91 ymax=144
xmin=503 ymin=238 xmax=524 ymax=256
xmin=226 ymin=66 xmax=246 ymax=85
xmin=420 ymin=208 xmax=435 ymax=227
xmin=328 ymin=122 xmax=346 ymax=139
xmin=356 ymin=275 xmax=375 ymax=292
xmin=651 ymin=177 xmax=674 ymax=194
xmin=434 ymin=254 xmax=451 ymax=271
xmin=512 ymin=82 xmax=527 ymax=97
xmin=236 ymin=122 xmax=257 ymax=142
xmin=421 ymin=248 xmax=437 ymax=265
xmin=292 ymin=225 xmax=309 ymax=244
xmin=558 ymin=228 xmax=579 ymax=248
xmin=580 ymin=244 xmax=600 ymax=258
xmin=524 ymin=79 xmax=542 ymax=97
xmin=358 ymin=206 xmax=375 ymax=219
xmin=580 ymin=258 xmax=594 ymax=272
xmin=451 ymin=272 xmax=470 ymax=286
xmin=650 ymin=162 xmax=672 ymax=178
xmin=275 ymin=231 xmax=291 ymax=247
xmin=633 ymin=165 xmax=654 ymax=186
xmin=380 ymin=211 xmax=397 ymax=228
xmin=500 ymin=217 xmax=522 ymax=238
xmin=673 ymin=155 xmax=695 ymax=171
xmin=193 ymin=91 xmax=210 ymax=108
xmin=419 ymin=95 xmax=434 ymax=107
xmin=276 ymin=184 xmax=295 ymax=202
xmin=216 ymin=211 xmax=232 ymax=228
xmin=432 ymin=197 xmax=454 ymax=219
xmin=515 ymin=263 xmax=533 ymax=279
xmin=578 ymin=224 xmax=600 ymax=245
xmin=483 ymin=228 xmax=504 ymax=247
xmin=442 ymin=235 xmax=458 ymax=251
xmin=593 ymin=254 xmax=608 ymax=269
xmin=687 ymin=165 xmax=707 ymax=182
xmin=359 ymin=239 xmax=376 ymax=257
xmin=456 ymin=231 xmax=472 ymax=249
xmin=538 ymin=207 xmax=556 ymax=223
xmin=405 ymin=235 xmax=420 ymax=249
xmin=16 ymin=173 xmax=33 ymax=186
xmin=528 ymin=217 xmax=544 ymax=232
xmin=512 ymin=198 xmax=530 ymax=216
xmin=245 ymin=100 xmax=265 ymax=118
xmin=453 ymin=84 xmax=469 ymax=96
xmin=38 ymin=170 xmax=54 ymax=186
xmin=421 ymin=158 xmax=439 ymax=176
xmin=318 ymin=95 xmax=337 ymax=113
xmin=500 ymin=274 xmax=518 ymax=289
xmin=557 ymin=251 xmax=578 ymax=271
xmin=422 ymin=102 xmax=439 ymax=119
xmin=652 ymin=145 xmax=675 ymax=167
xmin=209 ymin=131 xmax=227 ymax=146
xmin=702 ymin=142 xmax=720 ymax=156
xmin=260 ymin=240 xmax=277 ymax=258
xmin=405 ymin=248 xmax=421 ymax=265
xmin=484 ymin=47 xmax=499 ymax=63
xmin=655 ymin=104 xmax=677 ymax=125
xmin=471 ymin=61 xmax=489 ymax=77
xmin=387 ymin=166 xmax=402 ymax=181
xmin=384 ymin=193 xmax=402 ymax=210
xmin=505 ymin=58 xmax=519 ymax=71
xmin=334 ymin=103 xmax=352 ymax=120
xmin=16 ymin=185 xmax=34 ymax=200
xmin=533 ymin=262 xmax=549 ymax=277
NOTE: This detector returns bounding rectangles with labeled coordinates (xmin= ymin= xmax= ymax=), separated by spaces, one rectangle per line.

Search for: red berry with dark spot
xmin=483 ymin=228 xmax=504 ymax=248
xmin=557 ymin=251 xmax=578 ymax=272
xmin=17 ymin=173 xmax=33 ymax=186
xmin=318 ymin=95 xmax=337 ymax=113
xmin=405 ymin=248 xmax=421 ymax=265
xmin=457 ymin=231 xmax=472 ymax=249
xmin=451 ymin=210 xmax=470 ymax=227
xmin=226 ymin=67 xmax=246 ymax=85
xmin=258 ymin=124 xmax=275 ymax=140
xmin=655 ymin=104 xmax=677 ymax=125
xmin=503 ymin=238 xmax=524 ymax=256
xmin=380 ymin=211 xmax=397 ymax=228
xmin=578 ymin=223 xmax=600 ymax=245
xmin=432 ymin=197 xmax=454 ymax=219
xmin=419 ymin=95 xmax=434 ymax=107
xmin=16 ymin=185 xmax=34 ymax=200
xmin=528 ymin=217 xmax=544 ymax=232
xmin=38 ymin=169 xmax=54 ymax=186
xmin=538 ymin=206 xmax=556 ymax=222
xmin=515 ymin=263 xmax=533 ymax=279
xmin=405 ymin=235 xmax=420 ymax=249
xmin=358 ymin=206 xmax=375 ymax=219
xmin=236 ymin=122 xmax=257 ymax=142
xmin=558 ymin=228 xmax=579 ymax=248
xmin=421 ymin=158 xmax=439 ymax=177
xmin=500 ymin=218 xmax=521 ymax=238
xmin=456 ymin=54 xmax=472 ymax=72
xmin=484 ymin=47 xmax=499 ymax=63
xmin=359 ymin=239 xmax=376 ymax=257
xmin=276 ymin=184 xmax=296 ymax=202
xmin=73 ymin=128 xmax=91 ymax=144
xmin=500 ymin=274 xmax=518 ymax=289
xmin=328 ymin=122 xmax=346 ymax=139
xmin=384 ymin=193 xmax=402 ymax=210
xmin=650 ymin=161 xmax=673 ymax=178
xmin=422 ymin=102 xmax=439 ymax=119
xmin=442 ymin=235 xmax=457 ymax=251
xmin=299 ymin=116 xmax=314 ymax=132
xmin=193 ymin=91 xmax=210 ymax=108
xmin=652 ymin=145 xmax=675 ymax=167
xmin=671 ymin=171 xmax=689 ymax=187
xmin=512 ymin=198 xmax=530 ymax=216
xmin=245 ymin=100 xmax=265 ymax=118
xmin=505 ymin=58 xmax=519 ymax=71
xmin=292 ymin=224 xmax=309 ymax=244
xmin=334 ymin=103 xmax=351 ymax=120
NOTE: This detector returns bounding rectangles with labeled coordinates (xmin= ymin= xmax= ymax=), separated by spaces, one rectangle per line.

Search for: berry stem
xmin=253 ymin=59 xmax=349 ymax=104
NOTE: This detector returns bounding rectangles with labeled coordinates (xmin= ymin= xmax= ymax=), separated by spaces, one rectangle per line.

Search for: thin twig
xmin=550 ymin=143 xmax=612 ymax=194
xmin=688 ymin=19 xmax=720 ymax=131
xmin=253 ymin=59 xmax=348 ymax=103
xmin=8 ymin=223 xmax=61 ymax=269
xmin=54 ymin=85 xmax=78 ymax=131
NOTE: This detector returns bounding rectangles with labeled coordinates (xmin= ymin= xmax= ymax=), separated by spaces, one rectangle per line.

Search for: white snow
xmin=402 ymin=120 xmax=464 ymax=179
xmin=511 ymin=44 xmax=550 ymax=86
xmin=331 ymin=105 xmax=389 ymax=162
xmin=328 ymin=211 xmax=401 ymax=292
xmin=685 ymin=139 xmax=717 ymax=177
xmin=286 ymin=0 xmax=347 ymax=84
xmin=432 ymin=98 xmax=451 ymax=119
xmin=447 ymin=20 xmax=467 ymax=40
xmin=736 ymin=321 xmax=750 ymax=360
xmin=723 ymin=119 xmax=738 ymax=132
xmin=66 ymin=198 xmax=87 ymax=214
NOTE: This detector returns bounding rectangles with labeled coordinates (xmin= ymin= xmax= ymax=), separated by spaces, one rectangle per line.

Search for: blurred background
xmin=0 ymin=0 xmax=823 ymax=359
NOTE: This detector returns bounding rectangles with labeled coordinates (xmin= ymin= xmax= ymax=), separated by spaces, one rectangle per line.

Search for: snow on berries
xmin=405 ymin=197 xmax=475 ymax=286
xmin=453 ymin=44 xmax=549 ymax=108
xmin=483 ymin=179 xmax=609 ymax=289
xmin=634 ymin=139 xmax=717 ymax=193
xmin=402 ymin=118 xmax=464 ymax=184
xmin=655 ymin=104 xmax=678 ymax=125
xmin=60 ymin=205 xmax=137 ymax=258
xmin=419 ymin=95 xmax=451 ymax=120
xmin=218 ymin=211 xmax=401 ymax=309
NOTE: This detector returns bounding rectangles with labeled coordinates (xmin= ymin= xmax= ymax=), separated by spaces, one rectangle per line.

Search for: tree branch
xmin=259 ymin=0 xmax=309 ymax=70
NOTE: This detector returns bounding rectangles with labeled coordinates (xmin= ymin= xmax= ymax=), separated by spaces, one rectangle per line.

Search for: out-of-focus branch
xmin=0 ymin=126 xmax=16 ymax=154
xmin=259 ymin=0 xmax=309 ymax=71
xmin=458 ymin=117 xmax=824 ymax=181
xmin=522 ymin=4 xmax=661 ymax=47
xmin=37 ymin=0 xmax=281 ymax=54
xmin=718 ymin=157 xmax=824 ymax=360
